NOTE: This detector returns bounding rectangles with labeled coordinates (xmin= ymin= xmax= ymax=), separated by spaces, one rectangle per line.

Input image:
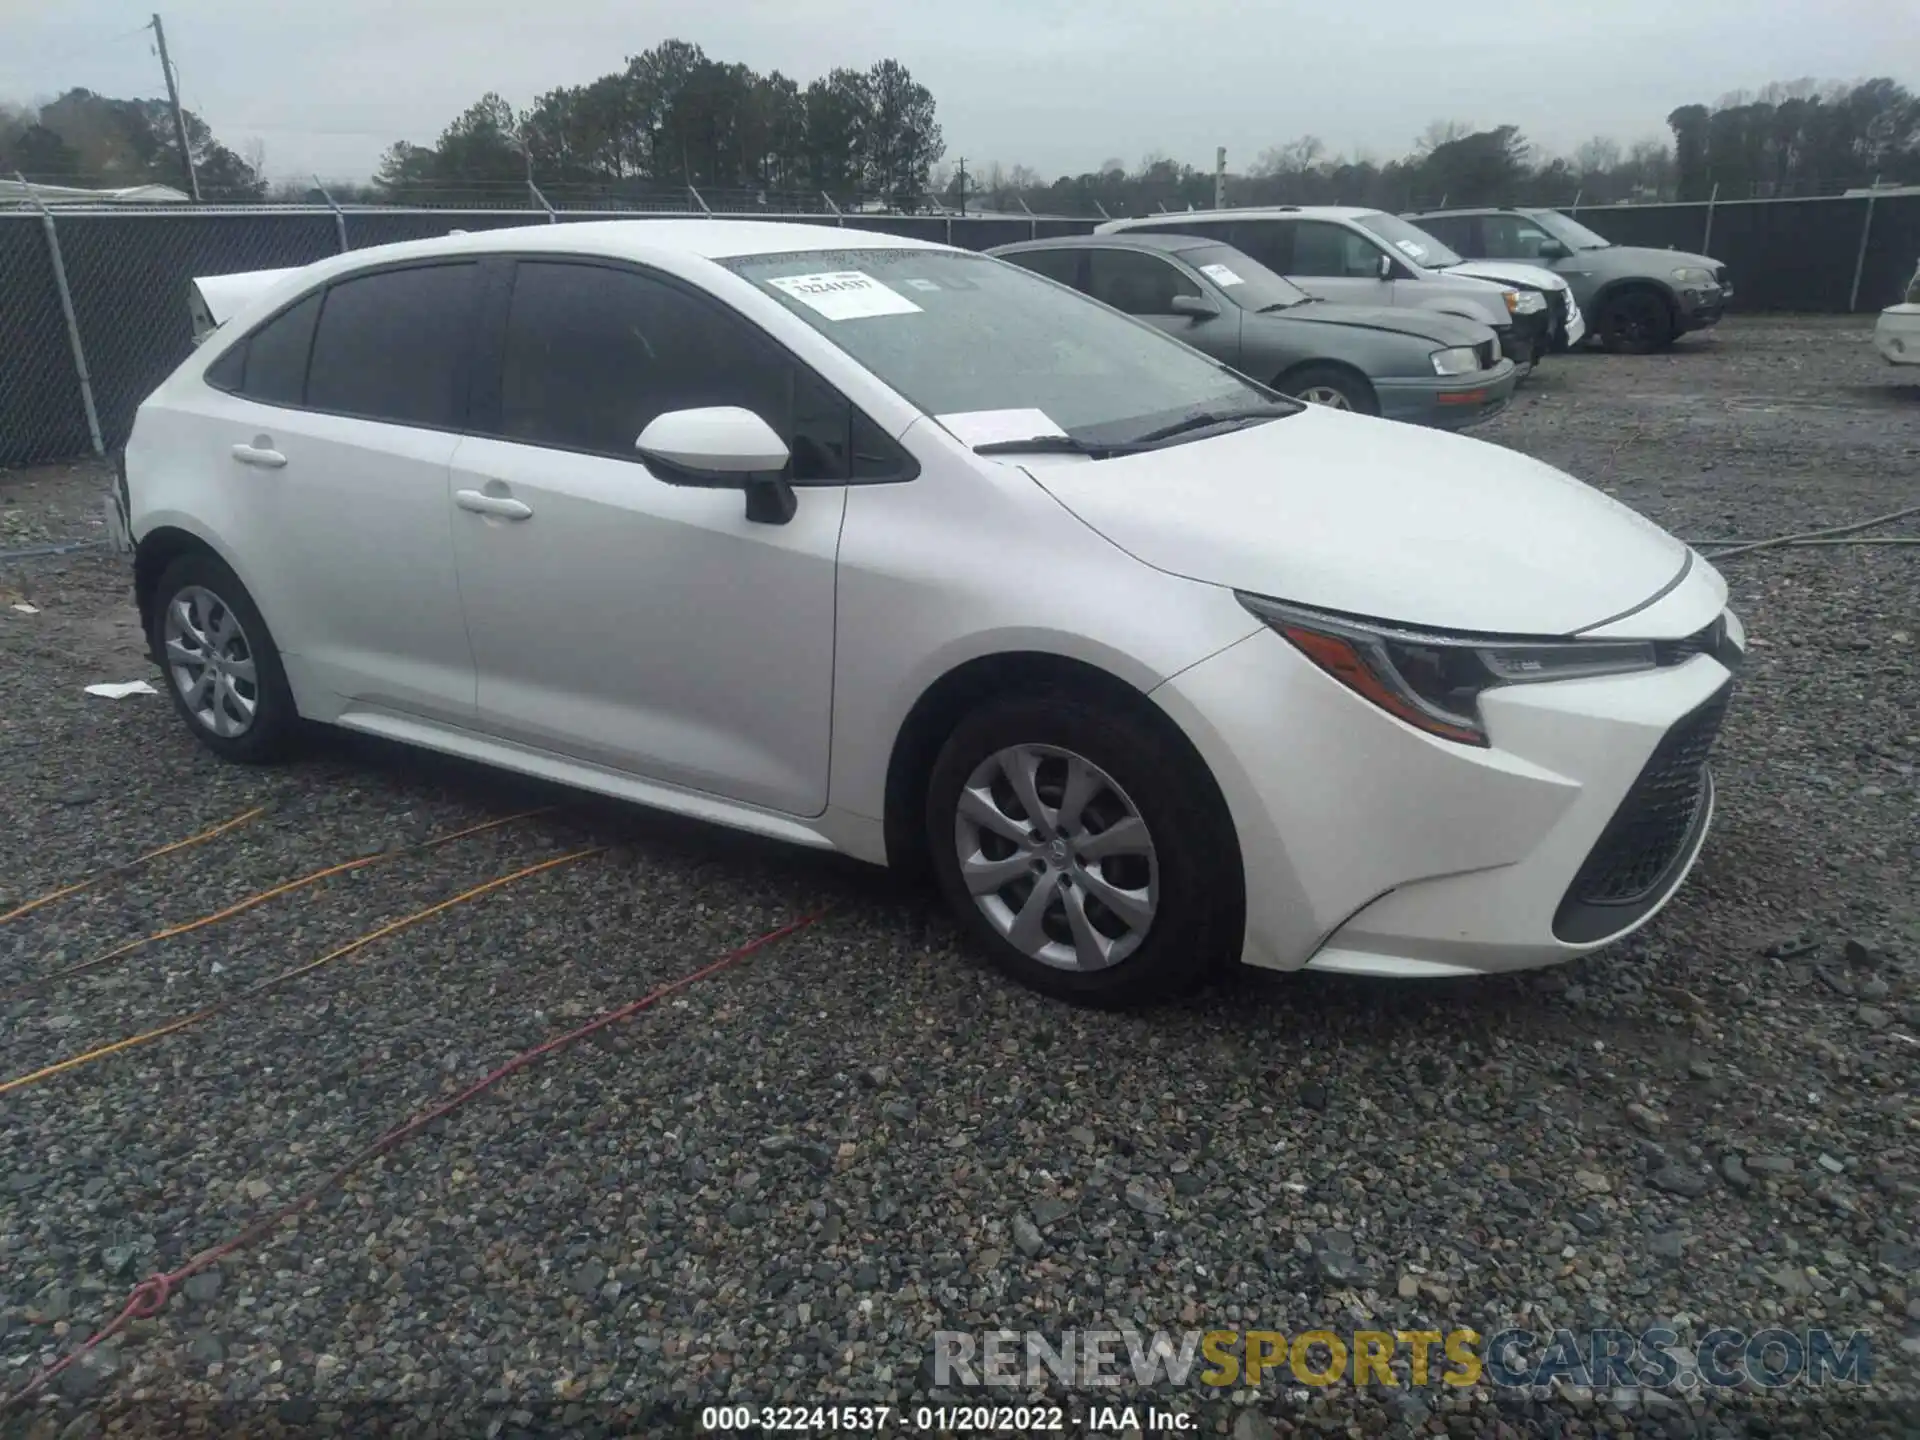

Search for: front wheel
xmin=1598 ymin=289 xmax=1675 ymax=354
xmin=924 ymin=692 xmax=1242 ymax=1007
xmin=1280 ymin=365 xmax=1379 ymax=415
xmin=150 ymin=551 xmax=300 ymax=764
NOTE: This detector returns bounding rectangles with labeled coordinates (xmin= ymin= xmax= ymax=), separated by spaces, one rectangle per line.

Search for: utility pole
xmin=1214 ymin=147 xmax=1226 ymax=209
xmin=954 ymin=157 xmax=968 ymax=215
xmin=150 ymin=14 xmax=200 ymax=201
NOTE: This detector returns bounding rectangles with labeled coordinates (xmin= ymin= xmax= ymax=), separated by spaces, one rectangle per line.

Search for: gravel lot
xmin=2 ymin=316 xmax=1917 ymax=1438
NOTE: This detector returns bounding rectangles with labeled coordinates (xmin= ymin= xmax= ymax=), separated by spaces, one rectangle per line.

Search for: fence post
xmin=1569 ymin=188 xmax=1582 ymax=216
xmin=1702 ymin=182 xmax=1719 ymax=254
xmin=822 ymin=192 xmax=843 ymax=226
xmin=1849 ymin=174 xmax=1881 ymax=313
xmin=1017 ymin=194 xmax=1035 ymax=240
xmin=1093 ymin=200 xmax=1110 ymax=221
xmin=20 ymin=175 xmax=104 ymax=457
xmin=528 ymin=180 xmax=558 ymax=224
xmin=688 ymin=185 xmax=711 ymax=215
xmin=314 ymin=175 xmax=348 ymax=251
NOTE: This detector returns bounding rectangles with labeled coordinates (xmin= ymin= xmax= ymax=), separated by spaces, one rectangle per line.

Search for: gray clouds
xmin=3 ymin=0 xmax=1915 ymax=182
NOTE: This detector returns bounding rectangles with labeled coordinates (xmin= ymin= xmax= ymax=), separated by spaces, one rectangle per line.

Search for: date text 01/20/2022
xmin=699 ymin=1404 xmax=1197 ymax=1432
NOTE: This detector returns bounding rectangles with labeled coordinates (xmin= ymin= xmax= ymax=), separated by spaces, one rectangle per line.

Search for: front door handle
xmin=455 ymin=489 xmax=533 ymax=520
xmin=231 ymin=440 xmax=286 ymax=469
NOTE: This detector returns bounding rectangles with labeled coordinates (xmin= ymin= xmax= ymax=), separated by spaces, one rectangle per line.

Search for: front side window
xmin=494 ymin=260 xmax=905 ymax=482
xmin=1525 ymin=210 xmax=1613 ymax=251
xmin=725 ymin=248 xmax=1289 ymax=449
xmin=1289 ymin=221 xmax=1384 ymax=278
xmin=1085 ymin=250 xmax=1200 ymax=315
xmin=1482 ymin=214 xmax=1562 ymax=260
xmin=1353 ymin=213 xmax=1464 ymax=270
xmin=1176 ymin=244 xmax=1313 ymax=312
xmin=1409 ymin=214 xmax=1475 ymax=252
xmin=306 ymin=263 xmax=479 ymax=428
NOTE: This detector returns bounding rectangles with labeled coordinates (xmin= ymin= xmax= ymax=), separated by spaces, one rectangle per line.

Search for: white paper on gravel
xmin=935 ymin=409 xmax=1069 ymax=448
xmin=84 ymin=680 xmax=158 ymax=698
xmin=765 ymin=271 xmax=922 ymax=321
xmin=10 ymin=602 xmax=38 ymax=614
xmin=1199 ymin=263 xmax=1245 ymax=287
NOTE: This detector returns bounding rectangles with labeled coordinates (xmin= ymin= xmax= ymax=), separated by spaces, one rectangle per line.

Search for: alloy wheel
xmin=952 ymin=744 xmax=1158 ymax=971
xmin=163 ymin=585 xmax=259 ymax=738
xmin=1296 ymin=385 xmax=1353 ymax=410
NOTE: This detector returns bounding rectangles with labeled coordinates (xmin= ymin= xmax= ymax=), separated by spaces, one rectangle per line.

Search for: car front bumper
xmin=1149 ymin=608 xmax=1745 ymax=978
xmin=1874 ymin=305 xmax=1920 ymax=366
xmin=1676 ymin=282 xmax=1730 ymax=332
xmin=1375 ymin=358 xmax=1519 ymax=431
xmin=1499 ymin=308 xmax=1553 ymax=364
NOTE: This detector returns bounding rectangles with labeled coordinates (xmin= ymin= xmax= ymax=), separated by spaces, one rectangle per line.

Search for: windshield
xmin=1526 ymin=210 xmax=1613 ymax=250
xmin=1177 ymin=244 xmax=1313 ymax=311
xmin=1353 ymin=213 xmax=1464 ymax=270
xmin=725 ymin=248 xmax=1291 ymax=446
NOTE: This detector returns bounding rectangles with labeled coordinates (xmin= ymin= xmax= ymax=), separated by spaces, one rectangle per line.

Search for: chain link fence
xmin=4 ymin=193 xmax=1918 ymax=469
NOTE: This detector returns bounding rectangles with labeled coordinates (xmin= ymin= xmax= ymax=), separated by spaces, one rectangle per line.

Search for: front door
xmin=1285 ymin=220 xmax=1398 ymax=307
xmin=447 ymin=258 xmax=848 ymax=817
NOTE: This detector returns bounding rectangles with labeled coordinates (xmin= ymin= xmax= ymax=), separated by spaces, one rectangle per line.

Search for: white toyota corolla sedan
xmin=120 ymin=220 xmax=1745 ymax=1006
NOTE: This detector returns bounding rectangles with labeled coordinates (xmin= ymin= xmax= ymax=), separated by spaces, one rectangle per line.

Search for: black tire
xmin=1598 ymin=288 xmax=1675 ymax=354
xmin=149 ymin=550 xmax=300 ymax=764
xmin=924 ymin=690 xmax=1242 ymax=1008
xmin=1279 ymin=364 xmax=1379 ymax=416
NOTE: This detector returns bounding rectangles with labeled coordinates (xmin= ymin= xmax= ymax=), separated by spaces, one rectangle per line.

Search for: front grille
xmin=1560 ymin=683 xmax=1731 ymax=921
xmin=1475 ymin=339 xmax=1496 ymax=369
xmin=1712 ymin=264 xmax=1729 ymax=287
xmin=1548 ymin=289 xmax=1571 ymax=336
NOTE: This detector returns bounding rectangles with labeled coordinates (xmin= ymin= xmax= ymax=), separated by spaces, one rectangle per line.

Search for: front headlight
xmin=1236 ymin=594 xmax=1660 ymax=746
xmin=1672 ymin=266 xmax=1715 ymax=286
xmin=1431 ymin=346 xmax=1481 ymax=376
xmin=1507 ymin=290 xmax=1547 ymax=314
xmin=1499 ymin=289 xmax=1524 ymax=314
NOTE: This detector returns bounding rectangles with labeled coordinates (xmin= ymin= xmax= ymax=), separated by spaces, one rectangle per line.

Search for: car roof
xmin=992 ymin=232 xmax=1224 ymax=256
xmin=1404 ymin=206 xmax=1527 ymax=218
xmin=1111 ymin=205 xmax=1385 ymax=225
xmin=313 ymin=218 xmax=958 ymax=270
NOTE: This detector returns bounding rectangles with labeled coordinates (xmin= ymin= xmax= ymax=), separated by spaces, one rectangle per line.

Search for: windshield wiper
xmin=973 ymin=434 xmax=1122 ymax=457
xmin=1258 ymin=299 xmax=1311 ymax=312
xmin=1125 ymin=408 xmax=1291 ymax=446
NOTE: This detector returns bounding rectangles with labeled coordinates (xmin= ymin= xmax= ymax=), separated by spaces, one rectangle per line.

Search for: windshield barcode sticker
xmin=1198 ymin=263 xmax=1244 ymax=287
xmin=766 ymin=271 xmax=923 ymax=320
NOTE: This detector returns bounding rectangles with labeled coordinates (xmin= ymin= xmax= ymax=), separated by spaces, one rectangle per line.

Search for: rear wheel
xmin=150 ymin=551 xmax=299 ymax=764
xmin=1598 ymin=288 xmax=1675 ymax=354
xmin=925 ymin=691 xmax=1242 ymax=1008
xmin=1280 ymin=364 xmax=1378 ymax=415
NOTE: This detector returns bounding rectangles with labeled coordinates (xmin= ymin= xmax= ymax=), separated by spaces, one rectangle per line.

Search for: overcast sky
xmin=5 ymin=0 xmax=1916 ymax=184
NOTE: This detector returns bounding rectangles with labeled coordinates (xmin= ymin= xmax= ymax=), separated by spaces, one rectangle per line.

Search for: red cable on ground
xmin=0 ymin=908 xmax=825 ymax=1415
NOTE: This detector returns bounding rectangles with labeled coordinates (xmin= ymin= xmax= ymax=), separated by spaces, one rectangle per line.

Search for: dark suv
xmin=1403 ymin=207 xmax=1731 ymax=353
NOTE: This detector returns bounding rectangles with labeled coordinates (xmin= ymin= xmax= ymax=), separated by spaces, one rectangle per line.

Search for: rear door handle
xmin=230 ymin=442 xmax=286 ymax=469
xmin=455 ymin=489 xmax=533 ymax=520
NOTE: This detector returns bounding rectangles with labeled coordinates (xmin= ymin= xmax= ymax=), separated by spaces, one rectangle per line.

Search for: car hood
xmin=1020 ymin=404 xmax=1690 ymax=635
xmin=1580 ymin=246 xmax=1721 ymax=274
xmin=1447 ymin=259 xmax=1568 ymax=293
xmin=1256 ymin=301 xmax=1489 ymax=346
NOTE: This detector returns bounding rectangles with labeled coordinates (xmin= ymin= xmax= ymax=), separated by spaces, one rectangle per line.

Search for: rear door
xmin=192 ymin=261 xmax=482 ymax=723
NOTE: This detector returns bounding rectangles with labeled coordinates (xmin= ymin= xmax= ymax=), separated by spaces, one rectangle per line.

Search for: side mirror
xmin=1376 ymin=253 xmax=1395 ymax=281
xmin=1537 ymin=239 xmax=1571 ymax=260
xmin=1168 ymin=293 xmax=1219 ymax=319
xmin=636 ymin=406 xmax=797 ymax=524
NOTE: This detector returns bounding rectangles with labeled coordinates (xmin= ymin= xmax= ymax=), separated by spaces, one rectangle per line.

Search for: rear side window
xmin=495 ymin=260 xmax=912 ymax=483
xmin=1221 ymin=221 xmax=1293 ymax=273
xmin=203 ymin=291 xmax=320 ymax=405
xmin=1413 ymin=214 xmax=1476 ymax=252
xmin=1000 ymin=249 xmax=1082 ymax=287
xmin=306 ymin=263 xmax=479 ymax=428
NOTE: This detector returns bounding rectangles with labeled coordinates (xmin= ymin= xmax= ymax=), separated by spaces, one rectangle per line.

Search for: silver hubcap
xmin=954 ymin=745 xmax=1158 ymax=972
xmin=1297 ymin=385 xmax=1352 ymax=410
xmin=163 ymin=585 xmax=258 ymax=738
